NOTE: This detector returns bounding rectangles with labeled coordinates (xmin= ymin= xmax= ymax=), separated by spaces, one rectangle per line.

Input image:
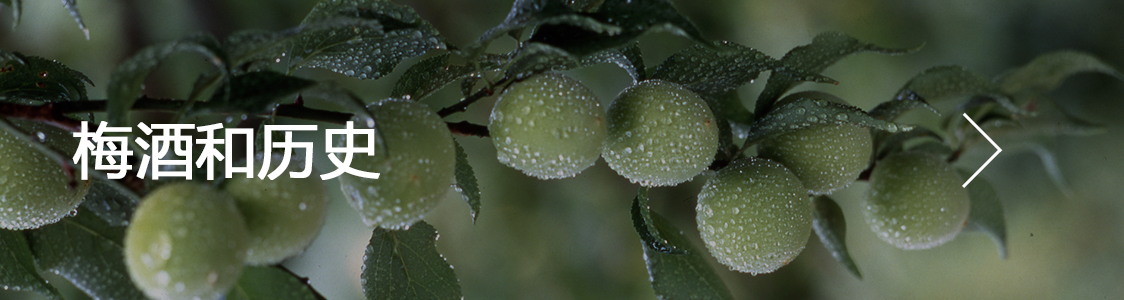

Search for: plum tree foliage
xmin=0 ymin=0 xmax=1120 ymax=299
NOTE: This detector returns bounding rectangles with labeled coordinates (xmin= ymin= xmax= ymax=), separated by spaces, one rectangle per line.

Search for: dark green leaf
xmin=652 ymin=41 xmax=797 ymax=96
xmin=230 ymin=0 xmax=445 ymax=80
xmin=895 ymin=65 xmax=1003 ymax=104
xmin=743 ymin=91 xmax=912 ymax=145
xmin=997 ymin=50 xmax=1123 ymax=94
xmin=299 ymin=83 xmax=376 ymax=127
xmin=0 ymin=229 xmax=61 ymax=299
xmin=811 ymin=196 xmax=862 ymax=279
xmin=757 ymin=32 xmax=919 ymax=115
xmin=362 ymin=222 xmax=461 ymax=300
xmin=196 ymin=70 xmax=316 ymax=115
xmin=390 ymin=53 xmax=504 ymax=100
xmin=527 ymin=0 xmax=708 ymax=56
xmin=956 ymin=171 xmax=1007 ymax=259
xmin=61 ymin=0 xmax=88 ymax=39
xmin=1 ymin=0 xmax=20 ymax=28
xmin=107 ymin=33 xmax=228 ymax=127
xmin=869 ymin=98 xmax=939 ymax=121
xmin=580 ymin=42 xmax=646 ymax=82
xmin=452 ymin=141 xmax=481 ymax=223
xmin=872 ymin=127 xmax=942 ymax=160
xmin=641 ymin=211 xmax=734 ymax=300
xmin=80 ymin=180 xmax=140 ymax=227
xmin=226 ymin=266 xmax=326 ymax=300
xmin=0 ymin=51 xmax=92 ymax=103
xmin=629 ymin=187 xmax=682 ymax=254
xmin=566 ymin=0 xmax=606 ymax=12
xmin=474 ymin=0 xmax=583 ymax=47
xmin=504 ymin=43 xmax=580 ymax=81
xmin=699 ymin=88 xmax=753 ymax=126
xmin=27 ymin=207 xmax=148 ymax=300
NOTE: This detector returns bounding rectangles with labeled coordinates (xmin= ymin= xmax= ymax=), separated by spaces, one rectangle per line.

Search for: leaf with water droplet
xmin=225 ymin=266 xmax=326 ymax=300
xmin=391 ymin=53 xmax=503 ymax=100
xmin=895 ymin=65 xmax=1003 ymax=105
xmin=630 ymin=187 xmax=683 ymax=255
xmin=362 ymin=221 xmax=462 ymax=300
xmin=298 ymin=82 xmax=376 ymax=127
xmin=640 ymin=207 xmax=734 ymax=300
xmin=504 ymin=43 xmax=581 ymax=81
xmin=108 ymin=33 xmax=228 ymax=127
xmin=0 ymin=51 xmax=92 ymax=103
xmin=27 ymin=207 xmax=148 ymax=300
xmin=527 ymin=0 xmax=707 ymax=57
xmin=757 ymin=32 xmax=919 ymax=116
xmin=0 ymin=0 xmax=21 ymax=28
xmin=956 ymin=170 xmax=1007 ymax=259
xmin=869 ymin=98 xmax=939 ymax=121
xmin=996 ymin=50 xmax=1123 ymax=95
xmin=193 ymin=70 xmax=316 ymax=116
xmin=453 ymin=141 xmax=481 ymax=223
xmin=61 ymin=0 xmax=89 ymax=39
xmin=80 ymin=179 xmax=140 ymax=227
xmin=744 ymin=91 xmax=910 ymax=146
xmin=652 ymin=41 xmax=796 ymax=96
xmin=872 ymin=126 xmax=943 ymax=160
xmin=0 ymin=229 xmax=62 ymax=300
xmin=811 ymin=196 xmax=862 ymax=279
xmin=580 ymin=42 xmax=646 ymax=82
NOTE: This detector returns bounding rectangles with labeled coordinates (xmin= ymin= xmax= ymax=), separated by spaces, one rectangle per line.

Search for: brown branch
xmin=447 ymin=121 xmax=489 ymax=137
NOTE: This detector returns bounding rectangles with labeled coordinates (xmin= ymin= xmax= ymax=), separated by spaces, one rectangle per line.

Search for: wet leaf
xmin=362 ymin=222 xmax=461 ymax=300
xmin=198 ymin=70 xmax=316 ymax=115
xmin=630 ymin=187 xmax=683 ymax=254
xmin=1 ymin=0 xmax=20 ymax=28
xmin=744 ymin=91 xmax=911 ymax=145
xmin=61 ymin=0 xmax=88 ymax=39
xmin=299 ymin=83 xmax=376 ymax=127
xmin=757 ymin=32 xmax=918 ymax=115
xmin=652 ymin=41 xmax=808 ymax=96
xmin=580 ymin=42 xmax=646 ymax=82
xmin=869 ymin=98 xmax=939 ymax=121
xmin=811 ymin=196 xmax=862 ymax=279
xmin=474 ymin=0 xmax=584 ymax=47
xmin=27 ymin=207 xmax=148 ymax=300
xmin=453 ymin=141 xmax=481 ymax=223
xmin=640 ymin=210 xmax=733 ymax=300
xmin=997 ymin=50 xmax=1123 ymax=94
xmin=504 ymin=43 xmax=580 ymax=81
xmin=0 ymin=229 xmax=61 ymax=300
xmin=872 ymin=127 xmax=942 ymax=160
xmin=391 ymin=53 xmax=503 ymax=100
xmin=895 ymin=65 xmax=1003 ymax=104
xmin=107 ymin=33 xmax=228 ymax=127
xmin=0 ymin=51 xmax=93 ymax=103
xmin=699 ymin=90 xmax=752 ymax=137
xmin=226 ymin=266 xmax=326 ymax=300
xmin=79 ymin=179 xmax=140 ymax=227
xmin=527 ymin=0 xmax=707 ymax=56
xmin=956 ymin=170 xmax=1007 ymax=259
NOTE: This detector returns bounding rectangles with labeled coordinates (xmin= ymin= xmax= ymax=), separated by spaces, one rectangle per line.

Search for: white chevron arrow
xmin=962 ymin=113 xmax=1002 ymax=187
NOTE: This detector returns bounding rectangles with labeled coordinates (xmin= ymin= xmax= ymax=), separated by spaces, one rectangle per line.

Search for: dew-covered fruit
xmin=125 ymin=182 xmax=248 ymax=300
xmin=0 ymin=119 xmax=91 ymax=230
xmin=223 ymin=154 xmax=328 ymax=265
xmin=489 ymin=73 xmax=606 ymax=179
xmin=863 ymin=151 xmax=970 ymax=250
xmin=336 ymin=99 xmax=456 ymax=229
xmin=758 ymin=123 xmax=872 ymax=195
xmin=603 ymin=80 xmax=718 ymax=186
xmin=696 ymin=157 xmax=812 ymax=274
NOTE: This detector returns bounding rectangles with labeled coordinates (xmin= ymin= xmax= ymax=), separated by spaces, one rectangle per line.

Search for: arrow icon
xmin=962 ymin=113 xmax=1002 ymax=187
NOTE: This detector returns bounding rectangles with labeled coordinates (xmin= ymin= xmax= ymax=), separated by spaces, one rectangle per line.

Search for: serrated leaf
xmin=504 ymin=43 xmax=580 ymax=81
xmin=652 ymin=41 xmax=794 ymax=96
xmin=226 ymin=266 xmax=326 ymax=300
xmin=744 ymin=91 xmax=912 ymax=145
xmin=527 ymin=0 xmax=708 ymax=57
xmin=362 ymin=222 xmax=461 ymax=300
xmin=27 ymin=207 xmax=148 ymax=300
xmin=107 ymin=33 xmax=228 ymax=127
xmin=997 ymin=50 xmax=1123 ymax=94
xmin=80 ymin=179 xmax=140 ymax=227
xmin=194 ymin=70 xmax=316 ymax=115
xmin=0 ymin=51 xmax=92 ymax=103
xmin=0 ymin=229 xmax=61 ymax=300
xmin=641 ymin=211 xmax=734 ymax=300
xmin=1 ymin=0 xmax=21 ymax=28
xmin=230 ymin=0 xmax=445 ymax=80
xmin=630 ymin=187 xmax=683 ymax=254
xmin=895 ymin=65 xmax=1003 ymax=104
xmin=811 ymin=196 xmax=862 ymax=279
xmin=580 ymin=42 xmax=645 ymax=82
xmin=61 ymin=0 xmax=88 ymax=39
xmin=452 ymin=141 xmax=481 ymax=223
xmin=390 ymin=53 xmax=503 ymax=100
xmin=956 ymin=171 xmax=1007 ymax=259
xmin=757 ymin=32 xmax=918 ymax=115
xmin=869 ymin=98 xmax=939 ymax=121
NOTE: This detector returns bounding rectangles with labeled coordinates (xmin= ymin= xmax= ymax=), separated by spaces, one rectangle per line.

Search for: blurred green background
xmin=2 ymin=0 xmax=1122 ymax=299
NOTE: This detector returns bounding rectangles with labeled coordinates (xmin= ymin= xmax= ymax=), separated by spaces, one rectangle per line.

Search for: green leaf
xmin=811 ymin=196 xmax=862 ymax=279
xmin=27 ymin=207 xmax=148 ymax=300
xmin=652 ymin=41 xmax=805 ymax=96
xmin=474 ymin=0 xmax=582 ymax=47
xmin=869 ymin=98 xmax=939 ymax=121
xmin=0 ymin=51 xmax=92 ymax=103
xmin=61 ymin=0 xmax=89 ymax=39
xmin=297 ymin=83 xmax=376 ymax=127
xmin=580 ymin=42 xmax=646 ymax=82
xmin=196 ymin=70 xmax=316 ymax=115
xmin=1 ymin=0 xmax=20 ymax=28
xmin=452 ymin=141 xmax=481 ymax=223
xmin=639 ymin=209 xmax=734 ymax=300
xmin=527 ymin=0 xmax=708 ymax=57
xmin=390 ymin=53 xmax=504 ymax=100
xmin=956 ymin=170 xmax=1007 ymax=259
xmin=743 ymin=91 xmax=912 ymax=146
xmin=629 ymin=187 xmax=683 ymax=254
xmin=895 ymin=65 xmax=1003 ymax=104
xmin=757 ymin=32 xmax=918 ymax=115
xmin=362 ymin=222 xmax=461 ymax=300
xmin=107 ymin=33 xmax=228 ymax=127
xmin=1 ymin=229 xmax=61 ymax=300
xmin=872 ymin=127 xmax=943 ymax=160
xmin=79 ymin=179 xmax=140 ymax=227
xmin=230 ymin=0 xmax=445 ymax=80
xmin=226 ymin=266 xmax=326 ymax=300
xmin=504 ymin=43 xmax=580 ymax=81
xmin=997 ymin=50 xmax=1123 ymax=94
